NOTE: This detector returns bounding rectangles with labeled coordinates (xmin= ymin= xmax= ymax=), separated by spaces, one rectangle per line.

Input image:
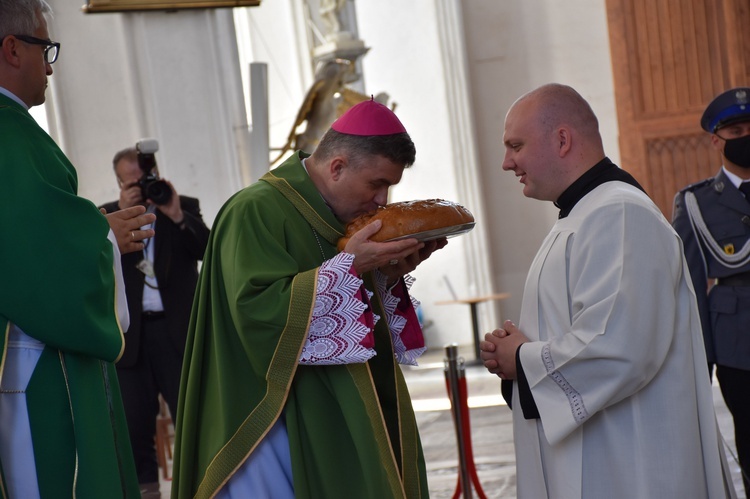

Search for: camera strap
xmin=137 ymin=206 xmax=158 ymax=283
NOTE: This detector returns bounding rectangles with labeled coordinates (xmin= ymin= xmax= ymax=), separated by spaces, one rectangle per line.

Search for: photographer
xmin=100 ymin=145 xmax=210 ymax=498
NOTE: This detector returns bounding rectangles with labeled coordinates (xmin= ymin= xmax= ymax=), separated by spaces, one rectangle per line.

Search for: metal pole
xmin=248 ymin=62 xmax=270 ymax=184
xmin=445 ymin=343 xmax=472 ymax=498
xmin=469 ymin=302 xmax=481 ymax=360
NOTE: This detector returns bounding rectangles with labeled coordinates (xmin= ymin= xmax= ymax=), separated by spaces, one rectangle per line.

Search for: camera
xmin=136 ymin=138 xmax=172 ymax=205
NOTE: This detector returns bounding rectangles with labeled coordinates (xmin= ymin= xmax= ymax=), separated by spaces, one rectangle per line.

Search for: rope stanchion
xmin=444 ymin=344 xmax=487 ymax=499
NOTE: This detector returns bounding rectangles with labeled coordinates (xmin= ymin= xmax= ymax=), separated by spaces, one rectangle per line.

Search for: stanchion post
xmin=445 ymin=343 xmax=472 ymax=498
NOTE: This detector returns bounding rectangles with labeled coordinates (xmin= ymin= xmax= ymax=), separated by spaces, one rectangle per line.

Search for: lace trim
xmin=375 ymin=272 xmax=426 ymax=366
xmin=300 ymin=253 xmax=377 ymax=365
xmin=541 ymin=344 xmax=588 ymax=423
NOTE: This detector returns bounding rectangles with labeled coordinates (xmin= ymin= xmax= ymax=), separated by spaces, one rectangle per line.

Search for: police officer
xmin=673 ymin=87 xmax=750 ymax=495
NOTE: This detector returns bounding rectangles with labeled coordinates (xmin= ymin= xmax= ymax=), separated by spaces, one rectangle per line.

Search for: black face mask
xmin=722 ymin=134 xmax=750 ymax=169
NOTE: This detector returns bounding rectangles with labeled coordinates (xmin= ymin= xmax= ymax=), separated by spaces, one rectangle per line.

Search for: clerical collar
xmin=554 ymin=157 xmax=645 ymax=219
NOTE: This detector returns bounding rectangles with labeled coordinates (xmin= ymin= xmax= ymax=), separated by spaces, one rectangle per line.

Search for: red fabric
xmin=331 ymin=98 xmax=407 ymax=136
xmin=354 ymin=273 xmax=375 ymax=349
xmin=391 ymin=280 xmax=424 ymax=350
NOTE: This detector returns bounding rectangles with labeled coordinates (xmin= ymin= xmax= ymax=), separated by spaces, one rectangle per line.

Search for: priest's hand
xmin=480 ymin=320 xmax=528 ymax=380
xmin=345 ymin=220 xmax=423 ymax=275
xmin=102 ymin=205 xmax=156 ymax=254
xmin=378 ymin=237 xmax=448 ymax=286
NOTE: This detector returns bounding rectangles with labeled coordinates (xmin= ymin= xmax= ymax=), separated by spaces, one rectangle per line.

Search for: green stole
xmin=0 ymin=94 xmax=139 ymax=497
xmin=172 ymin=152 xmax=427 ymax=498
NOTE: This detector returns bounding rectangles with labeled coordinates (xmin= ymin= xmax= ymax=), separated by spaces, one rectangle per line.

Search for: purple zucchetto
xmin=331 ymin=97 xmax=407 ymax=136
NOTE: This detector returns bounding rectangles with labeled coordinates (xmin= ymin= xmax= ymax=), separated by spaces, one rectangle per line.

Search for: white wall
xmin=234 ymin=0 xmax=311 ymax=163
xmin=460 ymin=0 xmax=620 ymax=325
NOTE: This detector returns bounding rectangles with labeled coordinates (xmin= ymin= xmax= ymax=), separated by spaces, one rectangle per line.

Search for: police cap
xmin=701 ymin=87 xmax=750 ymax=133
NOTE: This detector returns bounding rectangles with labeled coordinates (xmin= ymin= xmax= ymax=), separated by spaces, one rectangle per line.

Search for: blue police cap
xmin=701 ymin=87 xmax=750 ymax=132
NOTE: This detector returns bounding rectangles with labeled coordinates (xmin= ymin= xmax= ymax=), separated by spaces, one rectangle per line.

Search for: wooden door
xmin=605 ymin=0 xmax=750 ymax=218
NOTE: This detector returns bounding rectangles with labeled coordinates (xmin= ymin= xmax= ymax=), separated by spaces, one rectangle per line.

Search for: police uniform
xmin=672 ymin=86 xmax=750 ymax=494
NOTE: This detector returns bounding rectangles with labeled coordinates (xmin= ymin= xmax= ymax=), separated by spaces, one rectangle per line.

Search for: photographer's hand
xmin=156 ymin=180 xmax=185 ymax=226
xmin=118 ymin=182 xmax=143 ymax=210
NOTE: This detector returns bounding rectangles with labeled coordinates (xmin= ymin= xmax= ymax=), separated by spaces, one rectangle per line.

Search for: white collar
xmin=721 ymin=166 xmax=750 ymax=189
xmin=0 ymin=86 xmax=28 ymax=109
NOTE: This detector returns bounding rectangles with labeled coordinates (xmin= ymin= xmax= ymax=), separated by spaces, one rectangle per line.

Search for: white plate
xmin=385 ymin=222 xmax=475 ymax=242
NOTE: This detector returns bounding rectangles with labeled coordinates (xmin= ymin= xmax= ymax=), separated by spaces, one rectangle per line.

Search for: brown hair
xmin=112 ymin=147 xmax=138 ymax=170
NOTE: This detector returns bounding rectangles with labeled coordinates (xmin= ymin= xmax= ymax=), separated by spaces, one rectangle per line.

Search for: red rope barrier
xmin=446 ymin=376 xmax=487 ymax=499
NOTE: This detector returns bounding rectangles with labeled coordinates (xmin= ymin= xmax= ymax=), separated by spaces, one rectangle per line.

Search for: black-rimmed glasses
xmin=0 ymin=34 xmax=60 ymax=64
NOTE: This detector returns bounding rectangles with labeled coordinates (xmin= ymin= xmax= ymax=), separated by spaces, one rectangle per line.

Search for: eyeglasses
xmin=0 ymin=34 xmax=60 ymax=64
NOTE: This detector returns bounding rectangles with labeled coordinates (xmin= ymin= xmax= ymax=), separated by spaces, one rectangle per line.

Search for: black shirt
xmin=555 ymin=157 xmax=645 ymax=219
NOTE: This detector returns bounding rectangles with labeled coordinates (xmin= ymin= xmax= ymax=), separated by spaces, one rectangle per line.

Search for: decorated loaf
xmin=337 ymin=199 xmax=474 ymax=251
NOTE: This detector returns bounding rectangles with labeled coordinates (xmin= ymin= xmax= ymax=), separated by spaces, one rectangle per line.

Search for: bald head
xmin=515 ymin=83 xmax=603 ymax=148
xmin=502 ymin=83 xmax=607 ymax=201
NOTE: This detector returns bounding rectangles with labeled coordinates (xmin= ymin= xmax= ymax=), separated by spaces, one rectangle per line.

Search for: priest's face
xmin=327 ymin=154 xmax=404 ymax=223
xmin=502 ymin=97 xmax=564 ymax=201
xmin=16 ymin=10 xmax=54 ymax=108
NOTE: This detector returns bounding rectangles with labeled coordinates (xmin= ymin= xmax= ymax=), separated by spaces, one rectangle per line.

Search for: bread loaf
xmin=337 ymin=199 xmax=474 ymax=251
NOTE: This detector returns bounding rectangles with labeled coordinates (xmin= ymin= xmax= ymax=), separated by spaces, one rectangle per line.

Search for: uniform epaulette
xmin=679 ymin=177 xmax=713 ymax=194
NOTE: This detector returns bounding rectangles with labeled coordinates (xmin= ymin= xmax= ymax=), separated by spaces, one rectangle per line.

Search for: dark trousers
xmin=117 ymin=315 xmax=182 ymax=484
xmin=716 ymin=364 xmax=750 ymax=495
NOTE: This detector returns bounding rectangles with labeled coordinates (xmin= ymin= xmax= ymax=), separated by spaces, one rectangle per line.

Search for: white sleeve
xmin=299 ymin=252 xmax=377 ymax=365
xmin=107 ymin=229 xmax=130 ymax=332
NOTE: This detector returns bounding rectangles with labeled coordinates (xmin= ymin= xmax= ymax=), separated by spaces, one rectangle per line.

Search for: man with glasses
xmin=0 ymin=0 xmax=150 ymax=496
xmin=673 ymin=87 xmax=750 ymax=497
xmin=0 ymin=34 xmax=59 ymax=64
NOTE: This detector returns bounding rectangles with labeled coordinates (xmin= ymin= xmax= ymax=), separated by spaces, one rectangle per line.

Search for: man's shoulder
xmin=677 ymin=176 xmax=716 ymax=196
xmin=215 ymin=182 xmax=284 ymax=219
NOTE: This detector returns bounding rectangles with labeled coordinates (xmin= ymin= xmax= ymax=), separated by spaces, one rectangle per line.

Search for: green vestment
xmin=0 ymin=94 xmax=139 ymax=497
xmin=172 ymin=152 xmax=428 ymax=498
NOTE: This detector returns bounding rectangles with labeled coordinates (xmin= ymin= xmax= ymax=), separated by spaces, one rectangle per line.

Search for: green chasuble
xmin=0 ymin=94 xmax=139 ymax=497
xmin=172 ymin=152 xmax=428 ymax=498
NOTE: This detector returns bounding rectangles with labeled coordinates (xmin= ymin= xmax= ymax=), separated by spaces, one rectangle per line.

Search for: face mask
xmin=722 ymin=134 xmax=750 ymax=169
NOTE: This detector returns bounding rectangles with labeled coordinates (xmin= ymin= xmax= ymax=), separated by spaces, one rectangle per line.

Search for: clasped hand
xmin=479 ymin=320 xmax=528 ymax=380
xmin=344 ymin=220 xmax=448 ymax=281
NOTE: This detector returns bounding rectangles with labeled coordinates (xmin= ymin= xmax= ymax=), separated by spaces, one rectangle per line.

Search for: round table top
xmin=435 ymin=292 xmax=510 ymax=306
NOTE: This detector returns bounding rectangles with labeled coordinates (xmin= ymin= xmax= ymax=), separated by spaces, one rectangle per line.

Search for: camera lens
xmin=143 ymin=179 xmax=173 ymax=205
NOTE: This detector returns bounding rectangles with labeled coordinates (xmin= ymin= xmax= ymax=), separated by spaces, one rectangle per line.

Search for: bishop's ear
xmin=329 ymin=156 xmax=347 ymax=180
